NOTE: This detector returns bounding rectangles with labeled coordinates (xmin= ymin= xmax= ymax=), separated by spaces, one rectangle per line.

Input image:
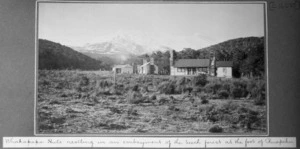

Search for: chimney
xmin=170 ymin=50 xmax=175 ymax=66
xmin=150 ymin=57 xmax=154 ymax=65
xmin=143 ymin=59 xmax=147 ymax=65
xmin=209 ymin=51 xmax=216 ymax=76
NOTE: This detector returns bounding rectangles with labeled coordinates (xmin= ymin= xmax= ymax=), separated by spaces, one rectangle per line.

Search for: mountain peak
xmin=72 ymin=34 xmax=172 ymax=56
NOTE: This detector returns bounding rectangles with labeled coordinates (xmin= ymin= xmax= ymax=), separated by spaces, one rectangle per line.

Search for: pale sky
xmin=38 ymin=2 xmax=265 ymax=50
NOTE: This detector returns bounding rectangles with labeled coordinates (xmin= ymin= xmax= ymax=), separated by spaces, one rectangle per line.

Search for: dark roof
xmin=216 ymin=61 xmax=233 ymax=67
xmin=174 ymin=59 xmax=210 ymax=67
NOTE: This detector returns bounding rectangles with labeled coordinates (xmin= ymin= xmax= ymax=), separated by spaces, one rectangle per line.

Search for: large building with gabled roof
xmin=169 ymin=50 xmax=233 ymax=78
xmin=170 ymin=59 xmax=210 ymax=75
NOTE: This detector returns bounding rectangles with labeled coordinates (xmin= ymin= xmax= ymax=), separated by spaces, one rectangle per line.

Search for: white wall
xmin=170 ymin=67 xmax=187 ymax=76
xmin=122 ymin=67 xmax=133 ymax=74
xmin=216 ymin=67 xmax=232 ymax=78
xmin=138 ymin=65 xmax=148 ymax=74
xmin=171 ymin=67 xmax=210 ymax=76
xmin=154 ymin=65 xmax=158 ymax=74
xmin=138 ymin=64 xmax=159 ymax=74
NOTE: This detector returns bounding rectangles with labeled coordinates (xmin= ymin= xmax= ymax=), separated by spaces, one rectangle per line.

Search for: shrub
xmin=140 ymin=85 xmax=149 ymax=93
xmin=230 ymin=80 xmax=248 ymax=98
xmin=248 ymin=79 xmax=266 ymax=105
xmin=246 ymin=80 xmax=257 ymax=96
xmin=237 ymin=107 xmax=260 ymax=129
xmin=109 ymin=87 xmax=118 ymax=95
xmin=141 ymin=95 xmax=152 ymax=103
xmin=217 ymin=90 xmax=230 ymax=99
xmin=201 ymin=98 xmax=209 ymax=104
xmin=150 ymin=94 xmax=157 ymax=101
xmin=204 ymin=101 xmax=239 ymax=124
xmin=126 ymin=91 xmax=143 ymax=104
xmin=175 ymin=77 xmax=187 ymax=94
xmin=50 ymin=116 xmax=66 ymax=125
xmin=254 ymin=91 xmax=266 ymax=105
xmin=132 ymin=84 xmax=139 ymax=92
xmin=221 ymin=82 xmax=231 ymax=92
xmin=221 ymin=101 xmax=239 ymax=112
xmin=183 ymin=86 xmax=193 ymax=94
xmin=193 ymin=74 xmax=208 ymax=87
xmin=191 ymin=87 xmax=202 ymax=96
xmin=204 ymin=82 xmax=222 ymax=94
xmin=205 ymin=107 xmax=221 ymax=123
xmin=175 ymin=85 xmax=185 ymax=94
xmin=168 ymin=105 xmax=176 ymax=111
xmin=158 ymin=96 xmax=169 ymax=105
xmin=169 ymin=96 xmax=178 ymax=104
xmin=127 ymin=107 xmax=138 ymax=116
xmin=193 ymin=86 xmax=202 ymax=93
xmin=207 ymin=94 xmax=219 ymax=100
xmin=254 ymin=112 xmax=267 ymax=130
xmin=157 ymin=81 xmax=176 ymax=94
xmin=209 ymin=125 xmax=223 ymax=133
xmin=176 ymin=77 xmax=186 ymax=86
xmin=79 ymin=76 xmax=89 ymax=86
xmin=231 ymin=88 xmax=246 ymax=99
xmin=96 ymin=79 xmax=113 ymax=90
xmin=200 ymin=95 xmax=209 ymax=104
xmin=55 ymin=82 xmax=64 ymax=89
xmin=189 ymin=97 xmax=195 ymax=103
xmin=40 ymin=80 xmax=50 ymax=86
xmin=167 ymin=84 xmax=176 ymax=94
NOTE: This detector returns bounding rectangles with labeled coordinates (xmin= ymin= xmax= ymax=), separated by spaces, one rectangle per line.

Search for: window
xmin=197 ymin=67 xmax=207 ymax=72
xmin=177 ymin=68 xmax=185 ymax=72
xmin=223 ymin=68 xmax=227 ymax=73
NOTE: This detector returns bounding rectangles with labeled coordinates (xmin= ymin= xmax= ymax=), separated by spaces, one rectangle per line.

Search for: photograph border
xmin=34 ymin=0 xmax=269 ymax=137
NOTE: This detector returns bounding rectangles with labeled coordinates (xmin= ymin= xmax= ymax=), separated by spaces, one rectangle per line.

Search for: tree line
xmin=133 ymin=37 xmax=265 ymax=78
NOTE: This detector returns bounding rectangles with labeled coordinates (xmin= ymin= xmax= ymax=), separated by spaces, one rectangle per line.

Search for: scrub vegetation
xmin=37 ymin=70 xmax=266 ymax=134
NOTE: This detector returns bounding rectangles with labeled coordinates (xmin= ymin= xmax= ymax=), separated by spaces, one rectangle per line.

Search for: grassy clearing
xmin=37 ymin=70 xmax=267 ymax=134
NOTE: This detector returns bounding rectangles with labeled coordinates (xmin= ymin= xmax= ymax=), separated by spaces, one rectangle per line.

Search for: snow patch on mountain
xmin=71 ymin=33 xmax=172 ymax=56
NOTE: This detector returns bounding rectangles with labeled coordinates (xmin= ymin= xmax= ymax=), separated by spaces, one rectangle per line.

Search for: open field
xmin=37 ymin=70 xmax=267 ymax=134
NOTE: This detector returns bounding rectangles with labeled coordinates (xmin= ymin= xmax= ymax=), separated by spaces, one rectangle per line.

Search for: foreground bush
xmin=38 ymin=70 xmax=267 ymax=134
xmin=230 ymin=80 xmax=248 ymax=98
xmin=217 ymin=90 xmax=230 ymax=99
xmin=203 ymin=78 xmax=266 ymax=100
xmin=183 ymin=86 xmax=193 ymax=94
xmin=79 ymin=76 xmax=89 ymax=86
xmin=192 ymin=74 xmax=208 ymax=87
xmin=157 ymin=81 xmax=176 ymax=94
xmin=254 ymin=93 xmax=265 ymax=105
xmin=202 ymin=101 xmax=265 ymax=131
xmin=209 ymin=125 xmax=223 ymax=133
xmin=237 ymin=107 xmax=260 ymax=129
xmin=126 ymin=91 xmax=143 ymax=104
xmin=248 ymin=79 xmax=266 ymax=105
xmin=204 ymin=81 xmax=222 ymax=94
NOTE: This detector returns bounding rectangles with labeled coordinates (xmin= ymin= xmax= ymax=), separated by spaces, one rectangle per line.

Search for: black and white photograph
xmin=36 ymin=2 xmax=267 ymax=135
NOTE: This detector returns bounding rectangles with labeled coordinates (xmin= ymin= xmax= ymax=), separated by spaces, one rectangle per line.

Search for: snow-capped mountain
xmin=71 ymin=34 xmax=171 ymax=56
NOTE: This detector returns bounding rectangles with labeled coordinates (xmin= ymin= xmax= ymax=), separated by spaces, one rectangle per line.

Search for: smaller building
xmin=216 ymin=61 xmax=233 ymax=78
xmin=137 ymin=58 xmax=158 ymax=75
xmin=112 ymin=64 xmax=133 ymax=74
